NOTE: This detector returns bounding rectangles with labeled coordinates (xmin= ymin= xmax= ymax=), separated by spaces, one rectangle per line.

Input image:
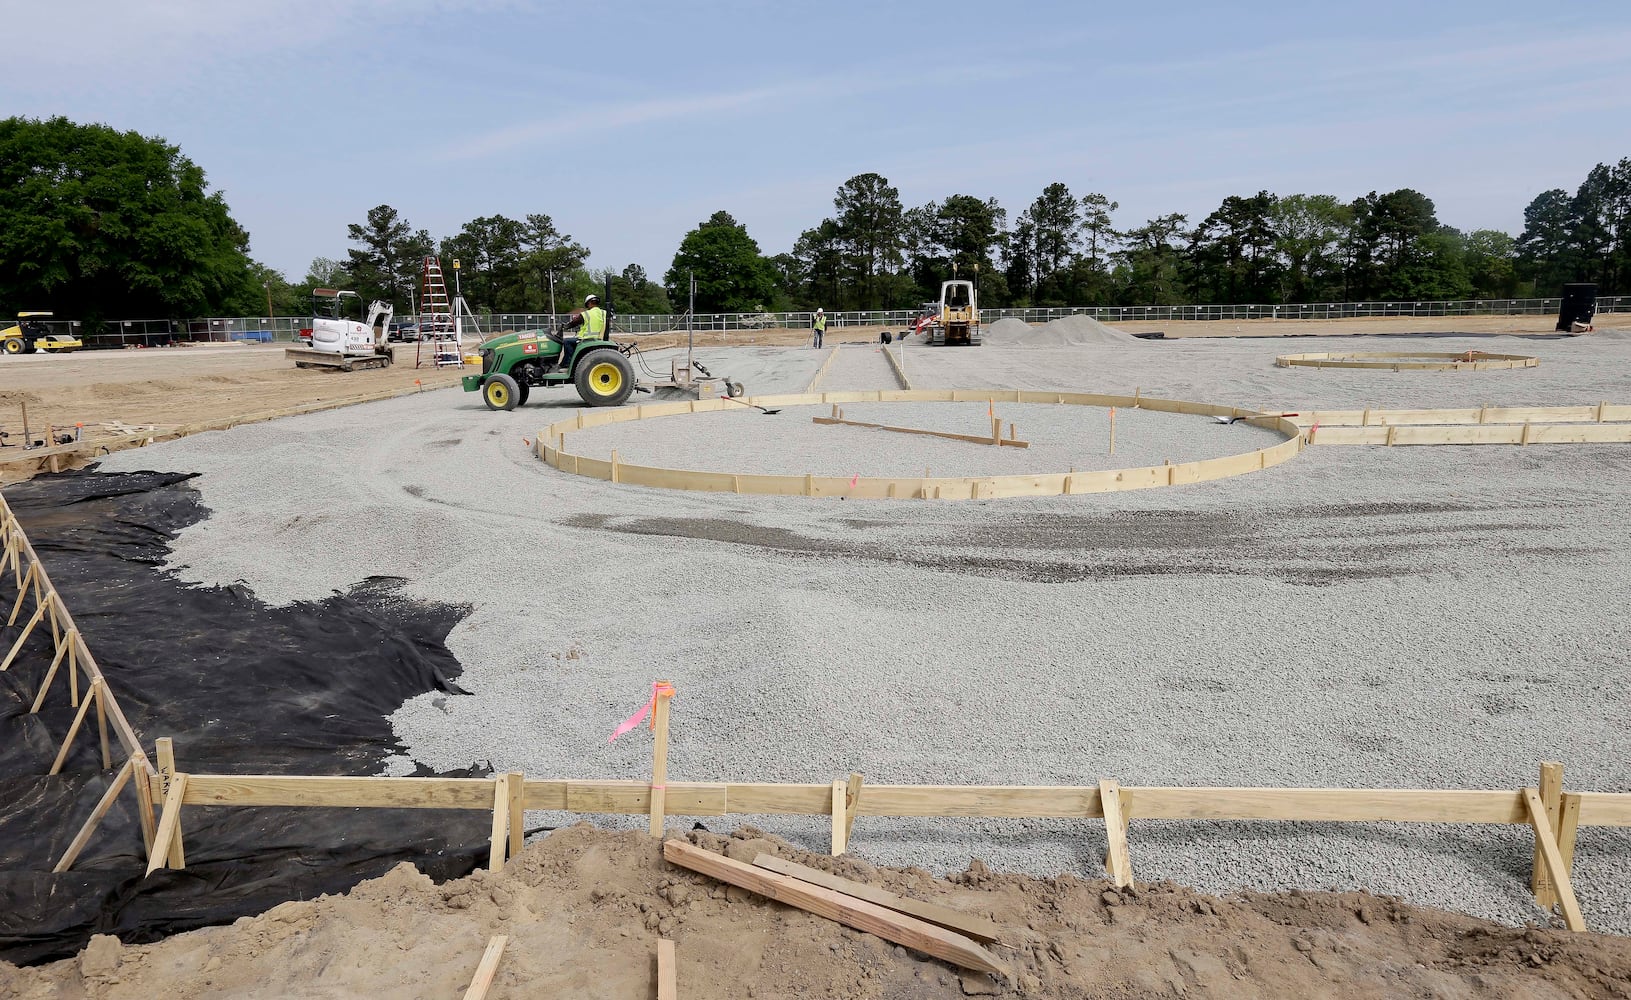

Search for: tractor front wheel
xmin=574 ymin=350 xmax=635 ymax=407
xmin=483 ymin=373 xmax=520 ymax=411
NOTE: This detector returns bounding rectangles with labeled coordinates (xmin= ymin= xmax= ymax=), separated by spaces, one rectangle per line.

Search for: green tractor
xmin=462 ymin=329 xmax=636 ymax=410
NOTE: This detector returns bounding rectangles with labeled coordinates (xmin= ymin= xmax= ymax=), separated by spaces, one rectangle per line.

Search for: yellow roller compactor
xmin=1 ymin=313 xmax=81 ymax=355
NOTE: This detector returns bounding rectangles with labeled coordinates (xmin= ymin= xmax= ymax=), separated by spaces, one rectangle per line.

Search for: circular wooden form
xmin=1275 ymin=350 xmax=1538 ymax=371
xmin=536 ymin=389 xmax=1304 ymax=501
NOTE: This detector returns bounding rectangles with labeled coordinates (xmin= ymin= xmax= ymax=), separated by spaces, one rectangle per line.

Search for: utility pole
xmin=548 ymin=269 xmax=557 ymax=321
xmin=687 ymin=270 xmax=696 ymax=374
xmin=263 ymin=280 xmax=274 ymax=320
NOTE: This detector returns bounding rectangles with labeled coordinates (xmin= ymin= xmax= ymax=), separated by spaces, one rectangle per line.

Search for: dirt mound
xmin=984 ymin=314 xmax=1142 ymax=348
xmin=4 ymin=823 xmax=1624 ymax=998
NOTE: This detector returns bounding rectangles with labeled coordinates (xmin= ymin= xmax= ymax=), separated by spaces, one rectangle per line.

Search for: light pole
xmin=263 ymin=279 xmax=274 ymax=321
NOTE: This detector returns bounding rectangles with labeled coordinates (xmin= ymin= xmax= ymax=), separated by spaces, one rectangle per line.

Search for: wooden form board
xmin=1294 ymin=403 xmax=1631 ymax=427
xmin=882 ymin=342 xmax=911 ymax=390
xmin=1312 ymin=423 xmax=1631 ymax=447
xmin=804 ymin=346 xmax=839 ymax=391
xmin=534 ymin=389 xmax=1303 ymax=501
xmin=156 ymin=774 xmax=1624 ymax=829
xmin=1276 ymin=351 xmax=1539 ymax=370
xmin=663 ymin=840 xmax=1008 ymax=976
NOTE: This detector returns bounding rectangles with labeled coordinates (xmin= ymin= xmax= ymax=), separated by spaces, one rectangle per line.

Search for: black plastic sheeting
xmin=0 ymin=471 xmax=492 ymax=965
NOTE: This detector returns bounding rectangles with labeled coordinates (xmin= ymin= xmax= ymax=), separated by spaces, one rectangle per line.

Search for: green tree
xmin=1347 ymin=189 xmax=1442 ymax=299
xmin=607 ymin=263 xmax=672 ymax=314
xmin=1516 ymin=188 xmax=1577 ymax=295
xmin=1080 ymin=193 xmax=1119 ymax=270
xmin=0 ymin=115 xmax=254 ymax=323
xmin=792 ymin=219 xmax=846 ymax=309
xmin=1186 ymin=191 xmax=1281 ymax=303
xmin=1463 ymin=229 xmax=1518 ymax=298
xmin=664 ymin=211 xmax=777 ymax=312
xmin=1024 ymin=182 xmax=1082 ymax=294
xmin=439 ymin=214 xmax=526 ymax=310
xmin=1569 ymin=159 xmax=1631 ymax=293
xmin=1115 ymin=214 xmax=1189 ymax=305
xmin=518 ymin=213 xmax=589 ymax=312
xmin=833 ymin=173 xmax=904 ymax=310
xmin=345 ymin=205 xmax=434 ymax=305
xmin=1271 ymin=194 xmax=1351 ymax=302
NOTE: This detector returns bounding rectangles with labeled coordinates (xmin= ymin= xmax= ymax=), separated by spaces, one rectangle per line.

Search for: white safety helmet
xmin=816 ymin=308 xmax=824 ymax=314
xmin=585 ymin=294 xmax=599 ymax=305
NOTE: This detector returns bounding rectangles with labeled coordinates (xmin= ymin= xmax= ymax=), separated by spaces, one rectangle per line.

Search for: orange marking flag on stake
xmin=608 ymin=681 xmax=677 ymax=743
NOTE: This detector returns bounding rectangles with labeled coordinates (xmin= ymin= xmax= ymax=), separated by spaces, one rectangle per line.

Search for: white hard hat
xmin=816 ymin=308 xmax=824 ymax=313
xmin=585 ymin=294 xmax=599 ymax=304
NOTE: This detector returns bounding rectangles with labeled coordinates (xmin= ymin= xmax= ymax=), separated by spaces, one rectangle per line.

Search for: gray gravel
xmin=573 ymin=402 xmax=1283 ymax=478
xmin=95 ymin=332 xmax=1631 ymax=932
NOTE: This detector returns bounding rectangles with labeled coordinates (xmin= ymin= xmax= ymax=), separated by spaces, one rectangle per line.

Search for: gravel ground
xmin=572 ymin=402 xmax=1284 ymax=478
xmin=95 ymin=332 xmax=1631 ymax=933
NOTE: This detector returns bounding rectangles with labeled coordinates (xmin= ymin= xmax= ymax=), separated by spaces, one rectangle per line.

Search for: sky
xmin=7 ymin=0 xmax=1631 ymax=283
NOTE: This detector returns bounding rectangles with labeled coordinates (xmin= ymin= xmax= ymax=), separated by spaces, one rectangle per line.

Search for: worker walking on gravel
xmin=549 ymin=294 xmax=607 ymax=372
xmin=812 ymin=308 xmax=826 ymax=349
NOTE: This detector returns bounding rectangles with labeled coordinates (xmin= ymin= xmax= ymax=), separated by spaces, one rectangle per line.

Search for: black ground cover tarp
xmin=0 ymin=471 xmax=490 ymax=965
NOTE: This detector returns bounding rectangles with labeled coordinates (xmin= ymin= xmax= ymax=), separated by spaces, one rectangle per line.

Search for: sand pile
xmin=983 ymin=314 xmax=1142 ymax=347
xmin=6 ymin=824 xmax=1626 ymax=998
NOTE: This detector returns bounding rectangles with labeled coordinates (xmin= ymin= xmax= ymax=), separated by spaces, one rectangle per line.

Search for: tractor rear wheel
xmin=575 ymin=350 xmax=635 ymax=407
xmin=483 ymin=373 xmax=520 ymax=411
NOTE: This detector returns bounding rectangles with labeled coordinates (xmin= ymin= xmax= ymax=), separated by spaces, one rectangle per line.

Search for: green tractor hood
xmin=478 ymin=330 xmax=546 ymax=352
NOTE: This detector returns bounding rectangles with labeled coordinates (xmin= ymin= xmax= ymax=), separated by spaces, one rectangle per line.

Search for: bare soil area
xmin=4 ymin=825 xmax=1626 ymax=999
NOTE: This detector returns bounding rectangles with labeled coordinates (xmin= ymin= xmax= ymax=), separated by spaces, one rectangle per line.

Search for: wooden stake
xmin=664 ymin=840 xmax=1007 ymax=976
xmin=96 ymin=678 xmax=110 ymax=769
xmin=843 ymin=772 xmax=864 ymax=846
xmin=610 ymin=449 xmax=621 ymax=484
xmin=29 ymin=629 xmax=73 ymax=712
xmin=1533 ymin=762 xmax=1563 ymax=907
xmin=656 ymin=938 xmax=678 ymax=1000
xmin=49 ymin=681 xmax=99 ymax=774
xmin=506 ymin=771 xmax=525 ymax=859
xmin=1108 ymin=407 xmax=1116 ymax=455
xmin=53 ymin=756 xmax=136 ymax=872
xmin=155 ymin=738 xmax=185 ymax=869
xmin=648 ymin=680 xmax=674 ymax=837
xmin=1100 ymin=779 xmax=1133 ymax=887
xmin=8 ymin=560 xmax=36 ymax=624
xmin=1524 ymin=787 xmax=1586 ymax=931
xmin=830 ymin=779 xmax=848 ymax=855
xmin=133 ymin=759 xmax=157 ymax=856
xmin=488 ymin=774 xmax=509 ymax=871
xmin=1557 ymin=792 xmax=1582 ymax=879
xmin=145 ymin=773 xmax=189 ymax=875
xmin=991 ymin=415 xmax=1000 ymax=446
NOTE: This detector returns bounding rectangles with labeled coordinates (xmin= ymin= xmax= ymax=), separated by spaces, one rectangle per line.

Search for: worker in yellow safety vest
xmin=549 ymin=294 xmax=607 ymax=372
xmin=812 ymin=308 xmax=826 ymax=348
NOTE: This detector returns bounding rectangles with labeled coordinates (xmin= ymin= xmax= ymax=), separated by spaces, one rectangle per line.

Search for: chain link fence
xmin=65 ymin=296 xmax=1628 ymax=347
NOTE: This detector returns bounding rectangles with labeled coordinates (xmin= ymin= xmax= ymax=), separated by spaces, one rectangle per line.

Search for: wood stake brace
xmin=648 ymin=680 xmax=675 ymax=836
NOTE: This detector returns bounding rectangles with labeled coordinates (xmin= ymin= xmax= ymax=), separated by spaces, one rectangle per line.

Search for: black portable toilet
xmin=1556 ymin=283 xmax=1598 ymax=331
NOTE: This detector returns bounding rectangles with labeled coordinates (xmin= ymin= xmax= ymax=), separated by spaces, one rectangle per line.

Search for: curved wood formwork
xmin=534 ymin=389 xmax=1304 ymax=501
xmin=1275 ymin=350 xmax=1539 ymax=371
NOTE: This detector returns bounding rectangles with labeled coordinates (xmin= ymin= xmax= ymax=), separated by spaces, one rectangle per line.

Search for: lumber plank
xmin=1557 ymin=793 xmax=1582 ymax=878
xmin=53 ymin=756 xmax=135 ymax=872
xmin=461 ymin=935 xmax=508 ymax=1000
xmin=1099 ymin=780 xmax=1133 ymax=887
xmin=1127 ymin=786 xmax=1528 ymax=823
xmin=145 ymin=773 xmax=188 ymax=875
xmin=28 ymin=632 xmax=72 ymax=712
xmin=656 ymin=938 xmax=677 ymax=1000
xmin=843 ymin=773 xmax=864 ymax=844
xmin=182 ymin=774 xmax=498 ymax=809
xmin=664 ymin=840 xmax=1007 ymax=976
xmin=0 ymin=602 xmax=46 ymax=671
xmin=505 ymin=771 xmax=525 ymax=859
xmin=1533 ymin=763 xmax=1563 ymax=907
xmin=830 ymin=779 xmax=847 ymax=855
xmin=813 ymin=415 xmax=1030 ymax=448
xmin=154 ymin=738 xmax=185 ymax=868
xmin=1575 ymin=790 xmax=1631 ymax=826
xmin=488 ymin=775 xmax=509 ymax=872
xmin=1524 ymin=788 xmax=1587 ymax=932
xmin=752 ymin=854 xmax=1005 ymax=944
xmin=649 ymin=680 xmax=674 ymax=837
xmin=48 ymin=683 xmax=98 ymax=775
xmin=857 ymin=785 xmax=1106 ymax=818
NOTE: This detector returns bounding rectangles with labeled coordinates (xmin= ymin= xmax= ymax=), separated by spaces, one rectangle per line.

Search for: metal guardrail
xmin=59 ymin=296 xmax=1629 ymax=347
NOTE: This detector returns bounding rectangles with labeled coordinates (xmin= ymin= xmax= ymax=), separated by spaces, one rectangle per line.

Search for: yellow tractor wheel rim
xmin=587 ymin=361 xmax=624 ymax=396
xmin=485 ymin=381 xmax=510 ymax=406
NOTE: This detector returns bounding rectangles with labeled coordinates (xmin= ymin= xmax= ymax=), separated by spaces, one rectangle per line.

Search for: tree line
xmin=1 ymin=116 xmax=1626 ymax=324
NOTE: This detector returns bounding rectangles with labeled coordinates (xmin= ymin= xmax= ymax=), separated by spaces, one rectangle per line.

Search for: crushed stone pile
xmin=5 ymin=824 xmax=1627 ymax=999
xmin=983 ymin=314 xmax=1143 ymax=347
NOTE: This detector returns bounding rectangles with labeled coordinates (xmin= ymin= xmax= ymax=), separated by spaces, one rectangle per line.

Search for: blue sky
xmin=9 ymin=0 xmax=1631 ymax=283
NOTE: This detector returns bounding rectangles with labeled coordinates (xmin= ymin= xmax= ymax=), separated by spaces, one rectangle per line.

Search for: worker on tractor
xmin=812 ymin=308 xmax=826 ymax=348
xmin=547 ymin=294 xmax=607 ymax=373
